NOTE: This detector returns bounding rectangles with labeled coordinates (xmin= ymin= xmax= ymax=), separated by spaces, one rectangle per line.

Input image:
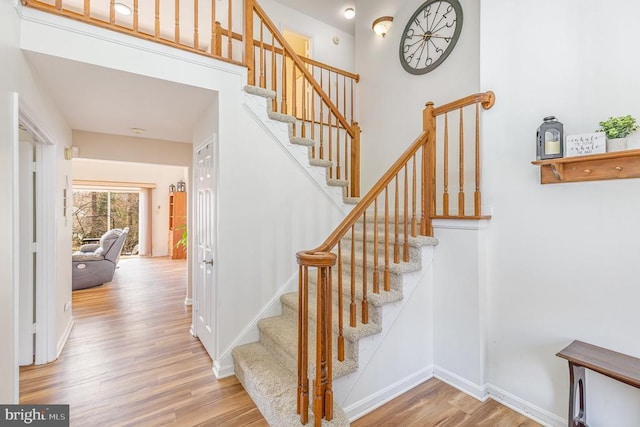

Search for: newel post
xmin=296 ymin=251 xmax=337 ymax=426
xmin=350 ymin=122 xmax=361 ymax=198
xmin=244 ymin=0 xmax=255 ymax=85
xmin=422 ymin=102 xmax=436 ymax=236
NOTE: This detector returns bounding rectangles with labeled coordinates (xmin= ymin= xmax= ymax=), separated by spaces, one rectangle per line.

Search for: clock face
xmin=399 ymin=0 xmax=463 ymax=75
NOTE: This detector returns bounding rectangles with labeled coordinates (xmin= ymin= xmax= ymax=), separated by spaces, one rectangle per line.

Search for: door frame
xmin=18 ymin=99 xmax=58 ymax=365
xmin=191 ymin=135 xmax=218 ymax=357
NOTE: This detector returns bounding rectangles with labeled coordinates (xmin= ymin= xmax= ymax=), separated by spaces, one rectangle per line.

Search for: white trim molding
xmin=487 ymin=384 xmax=566 ymax=427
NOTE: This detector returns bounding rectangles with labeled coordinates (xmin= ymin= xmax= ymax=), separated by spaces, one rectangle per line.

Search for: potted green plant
xmin=596 ymin=115 xmax=639 ymax=152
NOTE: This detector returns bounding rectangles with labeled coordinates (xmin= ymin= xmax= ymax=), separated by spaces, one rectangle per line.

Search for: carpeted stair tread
xmin=258 ymin=316 xmax=359 ymax=379
xmin=268 ymin=111 xmax=297 ymax=123
xmin=343 ymin=197 xmax=360 ymax=205
xmin=327 ymin=178 xmax=349 ymax=187
xmin=290 ymin=136 xmax=315 ymax=147
xmin=280 ymin=291 xmax=386 ymax=342
xmin=304 ymin=273 xmax=405 ymax=309
xmin=232 ymin=342 xmax=349 ymax=426
xmin=344 ymin=230 xmax=439 ymax=249
xmin=310 ymin=158 xmax=334 ymax=168
xmin=244 ymin=85 xmax=276 ymax=99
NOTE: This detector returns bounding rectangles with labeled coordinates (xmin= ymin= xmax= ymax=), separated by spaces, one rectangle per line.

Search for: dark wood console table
xmin=556 ymin=340 xmax=640 ymax=427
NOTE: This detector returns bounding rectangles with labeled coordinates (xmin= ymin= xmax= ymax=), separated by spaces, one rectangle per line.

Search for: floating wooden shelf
xmin=531 ymin=149 xmax=640 ymax=184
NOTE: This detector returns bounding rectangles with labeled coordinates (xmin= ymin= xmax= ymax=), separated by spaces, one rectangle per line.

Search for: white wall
xmin=354 ymin=0 xmax=480 ymax=192
xmin=481 ymin=0 xmax=640 ymax=425
xmin=72 ymin=159 xmax=188 ymax=256
xmin=0 ymin=0 xmax=73 ymax=402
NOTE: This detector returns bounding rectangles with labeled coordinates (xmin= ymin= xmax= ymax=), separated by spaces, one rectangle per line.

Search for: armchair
xmin=72 ymin=227 xmax=129 ymax=290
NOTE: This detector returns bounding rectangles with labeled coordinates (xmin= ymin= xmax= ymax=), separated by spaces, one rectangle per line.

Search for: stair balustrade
xmin=247 ymin=1 xmax=361 ymax=197
xmin=22 ymin=0 xmax=361 ymax=196
xmin=296 ymin=91 xmax=495 ymax=426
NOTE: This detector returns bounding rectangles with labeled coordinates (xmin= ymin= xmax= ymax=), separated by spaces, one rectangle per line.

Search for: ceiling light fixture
xmin=114 ymin=2 xmax=132 ymax=15
xmin=372 ymin=16 xmax=393 ymax=37
xmin=344 ymin=7 xmax=355 ymax=20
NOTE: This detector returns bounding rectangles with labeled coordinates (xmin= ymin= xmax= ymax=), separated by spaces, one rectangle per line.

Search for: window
xmin=72 ymin=190 xmax=139 ymax=254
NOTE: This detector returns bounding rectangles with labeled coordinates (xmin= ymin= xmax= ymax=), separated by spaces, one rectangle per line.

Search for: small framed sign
xmin=565 ymin=132 xmax=606 ymax=157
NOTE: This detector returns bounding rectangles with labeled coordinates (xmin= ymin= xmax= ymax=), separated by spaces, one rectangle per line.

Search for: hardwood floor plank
xmin=20 ymin=256 xmax=539 ymax=426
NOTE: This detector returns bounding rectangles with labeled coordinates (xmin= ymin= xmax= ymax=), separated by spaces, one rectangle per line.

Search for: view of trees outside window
xmin=72 ymin=190 xmax=139 ymax=254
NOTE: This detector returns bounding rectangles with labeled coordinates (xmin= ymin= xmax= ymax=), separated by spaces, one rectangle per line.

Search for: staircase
xmin=232 ymin=216 xmax=438 ymax=426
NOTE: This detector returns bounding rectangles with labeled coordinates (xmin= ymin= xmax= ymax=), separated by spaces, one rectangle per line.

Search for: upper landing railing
xmin=22 ymin=0 xmax=362 ymax=196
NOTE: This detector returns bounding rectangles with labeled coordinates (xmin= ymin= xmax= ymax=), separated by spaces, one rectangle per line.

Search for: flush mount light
xmin=372 ymin=16 xmax=393 ymax=37
xmin=114 ymin=2 xmax=132 ymax=15
xmin=344 ymin=7 xmax=355 ymax=20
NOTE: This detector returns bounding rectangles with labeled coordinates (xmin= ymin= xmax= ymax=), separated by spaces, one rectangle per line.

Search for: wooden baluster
xmin=301 ymin=77 xmax=306 ymax=138
xmin=403 ymin=165 xmax=409 ymax=262
xmin=351 ymin=123 xmax=360 ymax=198
xmin=83 ymin=0 xmax=90 ymax=18
xmin=213 ymin=22 xmax=222 ymax=56
xmin=474 ymin=102 xmax=481 ymax=216
xmin=55 ymin=0 xmax=62 ymax=11
xmin=343 ymin=75 xmax=347 ymax=123
xmin=384 ymin=187 xmax=390 ymax=291
xmin=314 ymin=267 xmax=326 ymax=426
xmin=311 ymin=80 xmax=316 ymax=155
xmin=324 ymin=265 xmax=334 ymax=422
xmin=458 ymin=107 xmax=465 ymax=215
xmin=271 ymin=35 xmax=276 ymax=110
xmin=292 ymin=66 xmax=297 ymax=134
xmin=297 ymin=265 xmax=309 ymax=424
xmin=373 ymin=198 xmax=379 ymax=293
xmin=174 ymin=0 xmax=180 ymax=44
xmin=344 ymin=132 xmax=349 ymax=197
xmin=422 ymin=102 xmax=436 ymax=236
xmin=362 ymin=211 xmax=368 ymax=324
xmin=337 ymin=242 xmax=344 ymax=361
xmin=133 ymin=0 xmax=138 ymax=31
xmin=328 ymin=112 xmax=333 ymax=177
xmin=350 ymin=225 xmax=356 ymax=327
xmin=319 ymin=71 xmax=324 ymax=159
xmin=443 ymin=112 xmax=450 ymax=216
xmin=394 ymin=175 xmax=400 ymax=264
xmin=411 ymin=154 xmax=417 ymax=237
xmin=242 ymin=0 xmax=252 ymax=83
xmin=109 ymin=0 xmax=115 ymax=24
xmin=336 ymin=123 xmax=341 ymax=179
xmin=281 ymin=52 xmax=287 ymax=113
xmin=193 ymin=0 xmax=198 ymax=50
xmin=154 ymin=0 xmax=160 ymax=37
xmin=259 ymin=22 xmax=265 ymax=88
xmin=227 ymin=0 xmax=233 ymax=59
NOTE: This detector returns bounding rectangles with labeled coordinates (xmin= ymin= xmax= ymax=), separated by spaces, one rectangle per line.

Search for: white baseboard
xmin=433 ymin=366 xmax=565 ymax=427
xmin=56 ymin=317 xmax=74 ymax=360
xmin=213 ymin=359 xmax=235 ymax=379
xmin=487 ymin=384 xmax=566 ymax=427
xmin=434 ymin=366 xmax=489 ymax=401
xmin=344 ymin=366 xmax=434 ymax=421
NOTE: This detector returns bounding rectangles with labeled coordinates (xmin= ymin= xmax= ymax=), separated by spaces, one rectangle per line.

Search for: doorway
xmin=282 ymin=29 xmax=311 ymax=118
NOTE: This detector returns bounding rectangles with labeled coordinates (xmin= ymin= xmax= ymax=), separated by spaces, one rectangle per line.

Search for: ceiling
xmin=275 ymin=0 xmax=355 ymax=35
xmin=22 ymin=0 xmax=355 ymax=144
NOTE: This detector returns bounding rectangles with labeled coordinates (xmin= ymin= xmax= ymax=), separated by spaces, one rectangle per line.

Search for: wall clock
xmin=399 ymin=0 xmax=463 ymax=75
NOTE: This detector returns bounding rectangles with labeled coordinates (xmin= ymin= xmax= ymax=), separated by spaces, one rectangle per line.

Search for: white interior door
xmin=193 ymin=139 xmax=216 ymax=357
xmin=18 ymin=138 xmax=36 ymax=366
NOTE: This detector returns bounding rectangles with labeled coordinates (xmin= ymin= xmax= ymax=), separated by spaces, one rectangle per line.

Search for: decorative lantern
xmin=536 ymin=116 xmax=564 ymax=160
xmin=169 ymin=184 xmax=176 ymax=193
xmin=177 ymin=180 xmax=186 ymax=192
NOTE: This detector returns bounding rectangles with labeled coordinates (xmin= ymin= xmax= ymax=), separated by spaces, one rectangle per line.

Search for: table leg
xmin=568 ymin=362 xmax=588 ymax=427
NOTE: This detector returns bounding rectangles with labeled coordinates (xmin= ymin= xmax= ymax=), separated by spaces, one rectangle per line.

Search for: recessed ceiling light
xmin=344 ymin=7 xmax=355 ymax=20
xmin=114 ymin=2 xmax=132 ymax=16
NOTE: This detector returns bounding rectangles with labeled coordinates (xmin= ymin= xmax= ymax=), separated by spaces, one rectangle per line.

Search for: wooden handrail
xmin=251 ymin=1 xmax=355 ymax=138
xmin=296 ymin=91 xmax=495 ymax=426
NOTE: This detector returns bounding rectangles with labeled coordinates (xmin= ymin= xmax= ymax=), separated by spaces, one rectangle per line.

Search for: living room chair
xmin=72 ymin=227 xmax=129 ymax=290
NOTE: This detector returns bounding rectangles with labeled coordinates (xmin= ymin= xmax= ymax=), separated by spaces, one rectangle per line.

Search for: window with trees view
xmin=72 ymin=190 xmax=139 ymax=254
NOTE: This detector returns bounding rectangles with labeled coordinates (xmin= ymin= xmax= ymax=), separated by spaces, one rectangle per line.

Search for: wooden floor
xmin=20 ymin=256 xmax=539 ymax=426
